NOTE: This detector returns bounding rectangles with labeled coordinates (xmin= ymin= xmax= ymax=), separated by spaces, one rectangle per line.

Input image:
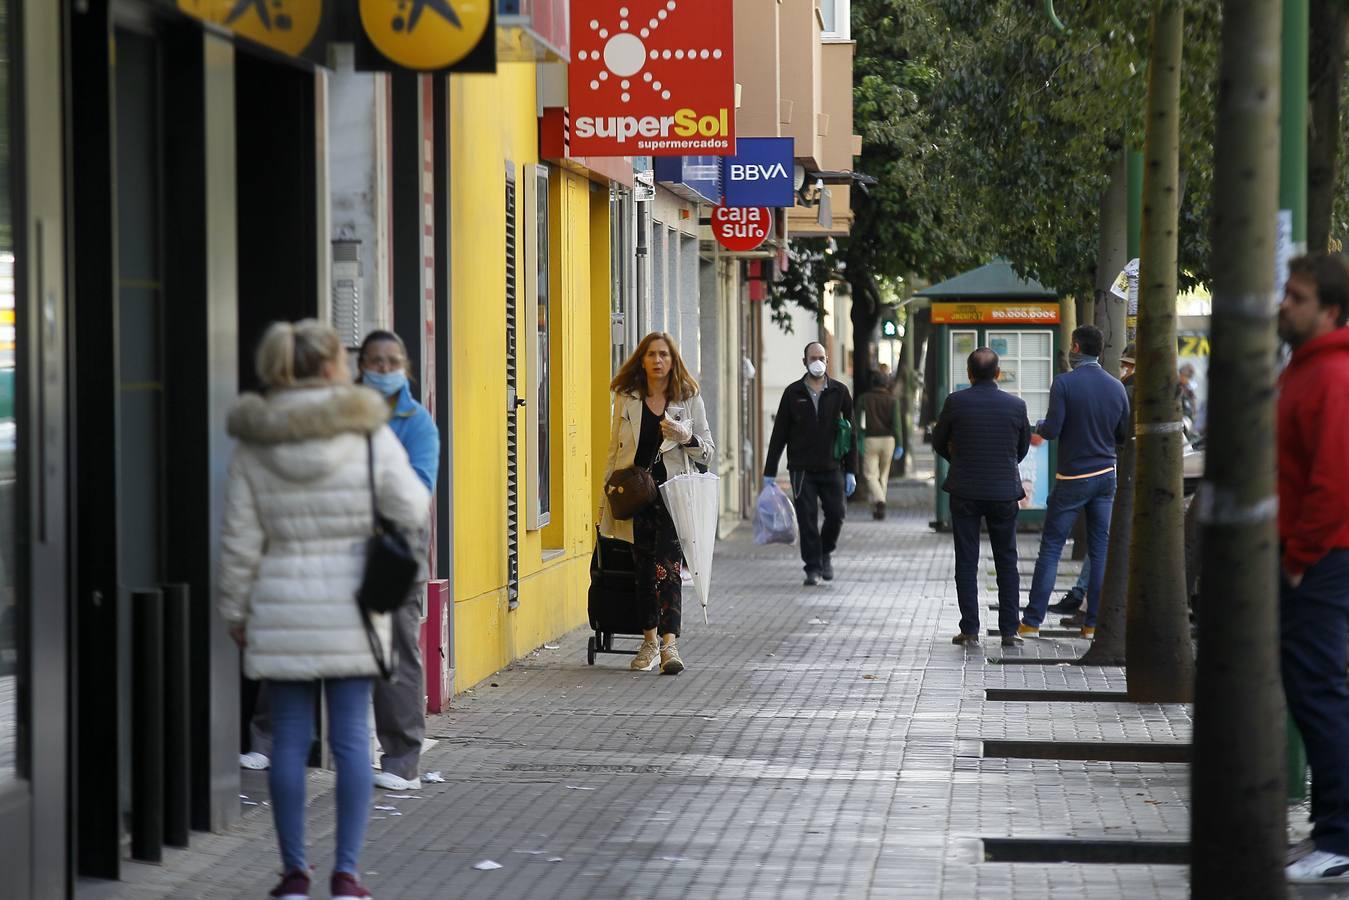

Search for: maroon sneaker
xmin=331 ymin=871 xmax=373 ymax=900
xmin=269 ymin=869 xmax=310 ymax=899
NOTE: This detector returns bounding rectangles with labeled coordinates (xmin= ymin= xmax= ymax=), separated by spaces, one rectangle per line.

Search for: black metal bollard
xmin=162 ymin=584 xmax=191 ymax=848
xmin=131 ymin=589 xmax=165 ymax=863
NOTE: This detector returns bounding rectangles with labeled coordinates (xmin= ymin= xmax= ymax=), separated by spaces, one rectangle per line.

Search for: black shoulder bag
xmin=356 ymin=434 xmax=419 ymax=680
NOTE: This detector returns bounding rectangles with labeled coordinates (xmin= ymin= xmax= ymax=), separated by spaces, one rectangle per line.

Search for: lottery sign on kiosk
xmin=917 ymin=261 xmax=1061 ymax=530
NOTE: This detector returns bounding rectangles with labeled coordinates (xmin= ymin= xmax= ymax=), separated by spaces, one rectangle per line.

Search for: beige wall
xmin=820 ymin=41 xmax=856 ymax=171
xmin=734 ymin=0 xmax=782 ymax=138
xmin=779 ymin=0 xmax=823 ymax=167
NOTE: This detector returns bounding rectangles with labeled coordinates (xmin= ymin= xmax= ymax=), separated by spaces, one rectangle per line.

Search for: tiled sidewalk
xmin=83 ymin=469 xmax=1205 ymax=900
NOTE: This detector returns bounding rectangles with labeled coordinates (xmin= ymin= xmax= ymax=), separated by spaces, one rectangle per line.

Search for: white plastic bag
xmin=754 ymin=482 xmax=798 ymax=545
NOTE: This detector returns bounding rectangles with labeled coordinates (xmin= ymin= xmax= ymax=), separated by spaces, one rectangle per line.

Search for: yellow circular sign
xmin=176 ymin=0 xmax=322 ymax=57
xmin=359 ymin=0 xmax=492 ymax=71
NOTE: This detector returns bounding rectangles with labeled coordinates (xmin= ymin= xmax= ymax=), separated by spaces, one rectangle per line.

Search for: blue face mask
xmin=362 ymin=369 xmax=407 ymax=397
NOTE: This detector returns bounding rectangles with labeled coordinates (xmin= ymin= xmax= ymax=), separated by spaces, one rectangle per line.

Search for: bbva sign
xmin=721 ymin=137 xmax=796 ymax=208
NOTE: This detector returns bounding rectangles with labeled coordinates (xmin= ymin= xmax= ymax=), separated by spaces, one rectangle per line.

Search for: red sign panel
xmin=712 ymin=206 xmax=771 ymax=252
xmin=568 ymin=0 xmax=735 ymax=157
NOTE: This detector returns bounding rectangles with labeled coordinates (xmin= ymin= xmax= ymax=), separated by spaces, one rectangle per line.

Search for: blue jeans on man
xmin=1021 ymin=471 xmax=1116 ymax=628
xmin=1282 ymin=549 xmax=1349 ymax=855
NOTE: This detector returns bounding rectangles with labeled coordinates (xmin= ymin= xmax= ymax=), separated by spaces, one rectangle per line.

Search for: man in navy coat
xmin=932 ymin=348 xmax=1032 ymax=646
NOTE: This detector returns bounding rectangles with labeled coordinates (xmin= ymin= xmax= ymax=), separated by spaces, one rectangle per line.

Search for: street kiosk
xmin=918 ymin=260 xmax=1060 ymax=530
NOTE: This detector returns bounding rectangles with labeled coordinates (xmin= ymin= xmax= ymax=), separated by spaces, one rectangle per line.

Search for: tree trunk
xmin=849 ymin=268 xmax=882 ymax=401
xmin=1308 ymin=0 xmax=1348 ymax=252
xmin=1125 ymin=0 xmax=1194 ymax=704
xmin=1095 ymin=155 xmax=1130 ymax=376
xmin=1058 ymin=296 xmax=1077 ymax=374
xmin=1080 ymin=431 xmax=1134 ymax=666
xmin=1190 ymin=0 xmax=1287 ymax=895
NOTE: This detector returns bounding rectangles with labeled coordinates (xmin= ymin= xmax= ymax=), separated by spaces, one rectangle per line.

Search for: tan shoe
xmin=1018 ymin=623 xmax=1040 ymax=637
xmin=660 ymin=641 xmax=685 ymax=675
xmin=1080 ymin=626 xmax=1096 ymax=640
xmin=631 ymin=639 xmax=660 ymax=671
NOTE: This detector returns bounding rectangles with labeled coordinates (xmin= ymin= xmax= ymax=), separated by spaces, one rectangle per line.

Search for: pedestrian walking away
xmin=932 ymin=348 xmax=1031 ymax=646
xmin=218 ymin=320 xmax=430 ymax=900
xmin=1019 ymin=324 xmax=1130 ymax=640
xmin=358 ymin=330 xmax=441 ymax=792
xmin=1275 ymin=254 xmax=1349 ymax=885
xmin=859 ymin=370 xmax=904 ymax=520
xmin=600 ymin=332 xmax=715 ymax=676
xmin=762 ymin=341 xmax=859 ymax=585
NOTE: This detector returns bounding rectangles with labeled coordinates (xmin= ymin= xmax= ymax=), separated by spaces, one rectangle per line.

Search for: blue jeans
xmin=1021 ymin=471 xmax=1116 ymax=628
xmin=268 ymin=678 xmax=374 ymax=875
xmin=1282 ymin=549 xmax=1349 ymax=855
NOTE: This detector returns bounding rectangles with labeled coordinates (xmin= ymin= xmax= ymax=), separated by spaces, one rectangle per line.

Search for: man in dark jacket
xmin=859 ymin=371 xmax=904 ymax=519
xmin=1276 ymin=253 xmax=1349 ymax=883
xmin=1019 ymin=324 xmax=1130 ymax=639
xmin=764 ymin=341 xmax=859 ymax=585
xmin=932 ymin=348 xmax=1031 ymax=646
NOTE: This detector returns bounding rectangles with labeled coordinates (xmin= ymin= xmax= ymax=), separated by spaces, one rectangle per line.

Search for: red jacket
xmin=1279 ymin=327 xmax=1349 ymax=575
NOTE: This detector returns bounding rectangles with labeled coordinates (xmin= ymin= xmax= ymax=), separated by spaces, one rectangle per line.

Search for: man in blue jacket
xmin=1019 ymin=324 xmax=1131 ymax=639
xmin=932 ymin=348 xmax=1031 ymax=646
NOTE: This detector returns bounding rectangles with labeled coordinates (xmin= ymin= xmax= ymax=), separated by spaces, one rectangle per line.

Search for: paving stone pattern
xmin=86 ymin=468 xmax=1208 ymax=900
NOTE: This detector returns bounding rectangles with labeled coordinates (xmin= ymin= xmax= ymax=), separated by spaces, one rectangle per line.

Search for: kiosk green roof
xmin=915 ymin=260 xmax=1057 ymax=300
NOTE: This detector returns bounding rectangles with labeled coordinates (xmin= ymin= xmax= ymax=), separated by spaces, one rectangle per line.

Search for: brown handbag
xmin=605 ymin=465 xmax=658 ymax=520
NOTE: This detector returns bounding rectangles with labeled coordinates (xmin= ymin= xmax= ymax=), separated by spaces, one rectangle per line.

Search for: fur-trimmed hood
xmin=227 ymin=385 xmax=391 ymax=483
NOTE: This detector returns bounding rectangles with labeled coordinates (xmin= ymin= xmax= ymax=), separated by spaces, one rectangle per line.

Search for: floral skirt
xmin=632 ymin=496 xmax=682 ymax=637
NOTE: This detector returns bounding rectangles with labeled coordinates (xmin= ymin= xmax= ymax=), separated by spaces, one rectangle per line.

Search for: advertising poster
xmin=1018 ymin=439 xmax=1051 ymax=510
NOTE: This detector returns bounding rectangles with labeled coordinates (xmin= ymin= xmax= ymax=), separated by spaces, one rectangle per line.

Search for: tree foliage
xmin=770 ymin=0 xmax=1229 ymax=331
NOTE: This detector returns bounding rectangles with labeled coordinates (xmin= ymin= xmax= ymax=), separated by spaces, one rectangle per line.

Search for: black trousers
xmin=791 ymin=469 xmax=846 ymax=574
xmin=950 ymin=495 xmax=1021 ymax=637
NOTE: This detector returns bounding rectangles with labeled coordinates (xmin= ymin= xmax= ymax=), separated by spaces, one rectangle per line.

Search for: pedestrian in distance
xmin=1018 ymin=324 xmax=1130 ymax=640
xmin=1047 ymin=343 xmax=1136 ymax=619
xmin=762 ymin=341 xmax=859 ymax=586
xmin=859 ymin=370 xmax=904 ymax=520
xmin=219 ymin=320 xmax=430 ymax=900
xmin=357 ymin=330 xmax=440 ymax=792
xmin=1274 ymin=253 xmax=1349 ymax=884
xmin=600 ymin=332 xmax=714 ymax=676
xmin=931 ymin=348 xmax=1031 ymax=647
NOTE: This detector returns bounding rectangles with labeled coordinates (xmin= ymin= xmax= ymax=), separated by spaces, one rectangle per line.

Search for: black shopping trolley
xmin=586 ymin=530 xmax=647 ymax=665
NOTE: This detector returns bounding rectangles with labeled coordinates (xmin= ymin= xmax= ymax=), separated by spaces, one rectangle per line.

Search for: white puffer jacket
xmin=217 ymin=385 xmax=431 ymax=681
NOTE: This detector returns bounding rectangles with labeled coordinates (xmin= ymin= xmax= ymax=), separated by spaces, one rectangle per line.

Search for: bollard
xmin=163 ymin=584 xmax=192 ymax=848
xmin=132 ymin=589 xmax=165 ymax=863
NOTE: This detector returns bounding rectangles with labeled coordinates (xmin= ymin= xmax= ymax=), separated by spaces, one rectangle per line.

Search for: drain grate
xmin=986 ymin=657 xmax=1083 ymax=665
xmin=982 ymin=837 xmax=1188 ymax=865
xmin=504 ymin=763 xmax=663 ymax=774
xmin=985 ymin=688 xmax=1130 ymax=703
xmin=982 ymin=739 xmax=1190 ymax=763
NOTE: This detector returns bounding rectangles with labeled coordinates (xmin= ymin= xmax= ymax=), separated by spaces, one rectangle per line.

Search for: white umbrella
xmin=660 ymin=471 xmax=720 ymax=624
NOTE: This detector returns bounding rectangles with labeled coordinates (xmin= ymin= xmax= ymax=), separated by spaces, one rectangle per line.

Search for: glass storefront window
xmin=0 ymin=0 xmax=17 ymax=784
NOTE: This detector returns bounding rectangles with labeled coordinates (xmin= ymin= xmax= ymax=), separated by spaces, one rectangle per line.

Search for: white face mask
xmin=807 ymin=360 xmax=827 ymax=378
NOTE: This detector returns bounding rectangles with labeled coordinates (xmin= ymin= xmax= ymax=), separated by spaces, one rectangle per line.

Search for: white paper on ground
xmin=512 ymin=850 xmax=547 ymax=855
xmin=546 ymin=857 xmax=564 ymax=862
xmin=543 ymin=644 xmax=560 ymax=650
xmin=473 ymin=860 xmax=503 ymax=871
xmin=422 ymin=771 xmax=445 ymax=783
xmin=564 ymin=785 xmax=596 ymax=791
xmin=374 ymin=805 xmax=398 ymax=811
xmin=385 ymin=794 xmax=424 ymax=799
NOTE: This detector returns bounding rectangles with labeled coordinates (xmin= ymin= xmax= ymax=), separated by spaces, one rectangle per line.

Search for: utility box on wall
xmin=420 ymin=580 xmax=451 ymax=713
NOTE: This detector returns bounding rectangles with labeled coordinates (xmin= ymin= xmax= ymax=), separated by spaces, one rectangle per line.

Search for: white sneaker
xmin=239 ymin=752 xmax=270 ymax=771
xmin=1287 ymin=836 xmax=1316 ymax=864
xmin=373 ymin=770 xmax=421 ymax=791
xmin=631 ymin=640 xmax=660 ymax=672
xmin=1287 ymin=848 xmax=1349 ymax=882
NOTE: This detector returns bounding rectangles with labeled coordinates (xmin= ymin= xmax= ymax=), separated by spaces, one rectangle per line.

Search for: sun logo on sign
xmin=574 ymin=2 xmax=725 ymax=104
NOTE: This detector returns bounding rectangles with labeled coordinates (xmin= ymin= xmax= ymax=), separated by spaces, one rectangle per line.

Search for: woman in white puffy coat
xmin=218 ymin=320 xmax=429 ymax=900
